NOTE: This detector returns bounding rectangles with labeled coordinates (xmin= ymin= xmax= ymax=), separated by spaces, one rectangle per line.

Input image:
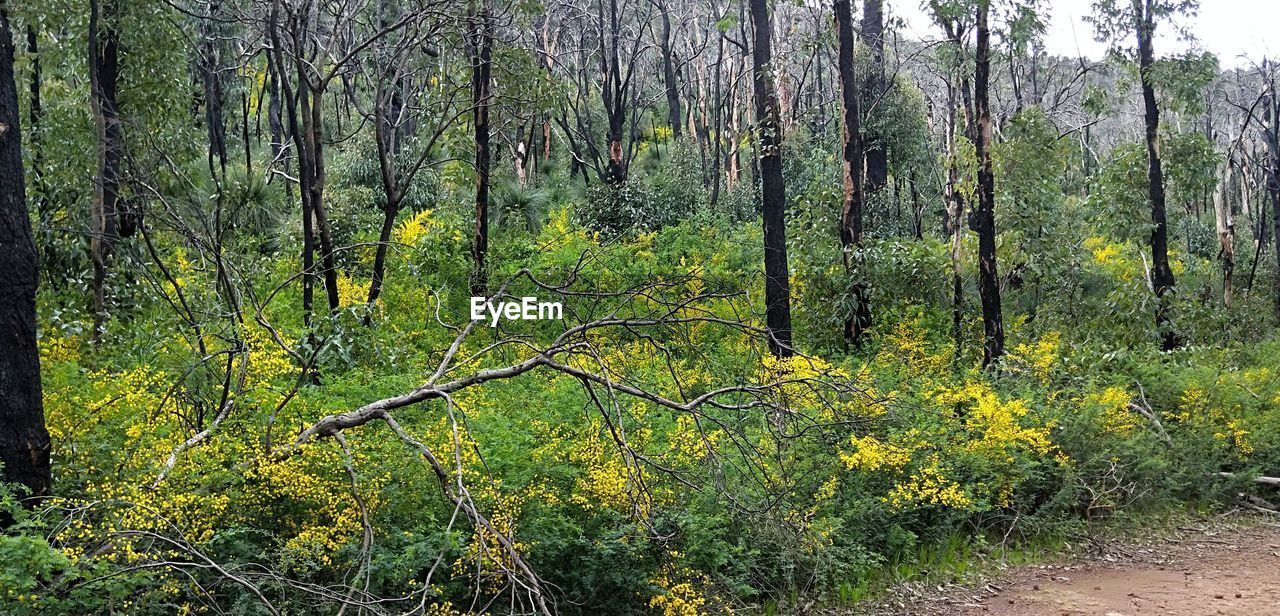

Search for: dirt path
xmin=877 ymin=517 xmax=1280 ymax=616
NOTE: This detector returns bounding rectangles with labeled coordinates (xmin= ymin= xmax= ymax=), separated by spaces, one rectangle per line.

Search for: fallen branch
xmin=1217 ymin=472 xmax=1280 ymax=487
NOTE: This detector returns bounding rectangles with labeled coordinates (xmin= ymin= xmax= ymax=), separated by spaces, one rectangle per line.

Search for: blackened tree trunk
xmin=24 ymin=25 xmax=41 ymax=213
xmin=1264 ymin=76 xmax=1280 ymax=320
xmin=0 ymin=1 xmax=52 ymax=505
xmin=88 ymin=0 xmax=126 ymax=342
xmin=861 ymin=0 xmax=887 ymax=194
xmin=974 ymin=0 xmax=1004 ymax=367
xmin=656 ymin=0 xmax=681 ymax=140
xmin=834 ymin=0 xmax=869 ymax=346
xmin=709 ymin=33 xmax=724 ymax=208
xmin=470 ymin=0 xmax=493 ymax=295
xmin=285 ymin=9 xmax=340 ymax=314
xmin=601 ymin=0 xmax=627 ymax=185
xmin=303 ymin=88 xmax=341 ymax=313
xmin=267 ymin=60 xmax=285 ymax=164
xmin=1136 ymin=0 xmax=1178 ymax=350
xmin=749 ymin=0 xmax=793 ymax=357
xmin=201 ymin=0 xmax=227 ymax=178
xmin=268 ymin=2 xmax=314 ymax=326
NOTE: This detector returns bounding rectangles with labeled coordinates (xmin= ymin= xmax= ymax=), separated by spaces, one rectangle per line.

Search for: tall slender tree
xmin=974 ymin=0 xmax=1004 ymax=367
xmin=834 ymin=0 xmax=869 ymax=345
xmin=861 ymin=0 xmax=887 ymax=194
xmin=1091 ymin=0 xmax=1191 ymax=350
xmin=654 ymin=0 xmax=682 ymax=140
xmin=0 ymin=0 xmax=52 ymax=506
xmin=750 ymin=0 xmax=792 ymax=356
xmin=88 ymin=0 xmax=127 ymax=341
xmin=470 ymin=0 xmax=493 ymax=295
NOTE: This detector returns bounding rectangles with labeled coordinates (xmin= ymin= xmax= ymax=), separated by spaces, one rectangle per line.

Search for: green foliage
xmin=11 ymin=0 xmax=1280 ymax=613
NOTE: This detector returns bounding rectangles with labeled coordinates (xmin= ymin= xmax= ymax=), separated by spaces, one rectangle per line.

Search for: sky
xmin=892 ymin=0 xmax=1280 ymax=69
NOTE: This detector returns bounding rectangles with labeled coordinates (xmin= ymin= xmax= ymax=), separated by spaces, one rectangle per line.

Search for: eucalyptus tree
xmin=345 ymin=0 xmax=464 ymax=305
xmin=861 ymin=0 xmax=887 ymax=194
xmin=1261 ymin=63 xmax=1280 ymax=318
xmin=470 ymin=0 xmax=494 ymax=294
xmin=973 ymin=0 xmax=1004 ymax=367
xmin=1090 ymin=0 xmax=1199 ymax=351
xmin=268 ymin=0 xmax=425 ymax=317
xmin=554 ymin=0 xmax=653 ymax=186
xmin=750 ymin=0 xmax=792 ymax=356
xmin=928 ymin=0 xmax=974 ymax=361
xmin=652 ymin=0 xmax=681 ymax=140
xmin=89 ymin=0 xmax=131 ymax=341
xmin=0 ymin=0 xmax=52 ymax=508
xmin=833 ymin=0 xmax=868 ymax=345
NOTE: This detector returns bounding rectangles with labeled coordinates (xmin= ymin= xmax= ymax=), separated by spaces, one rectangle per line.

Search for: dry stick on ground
xmin=1131 ymin=380 xmax=1173 ymax=447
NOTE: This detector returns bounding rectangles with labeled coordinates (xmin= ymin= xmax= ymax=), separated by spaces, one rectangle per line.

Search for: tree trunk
xmin=834 ymin=0 xmax=869 ymax=346
xmin=0 ymin=2 xmax=52 ymax=507
xmin=750 ymin=0 xmax=793 ymax=357
xmin=268 ymin=2 xmax=314 ymax=326
xmin=201 ymin=0 xmax=227 ymax=178
xmin=289 ymin=18 xmax=340 ymax=315
xmin=709 ymin=34 xmax=724 ymax=208
xmin=89 ymin=0 xmax=127 ymax=342
xmin=910 ymin=169 xmax=923 ymax=239
xmin=974 ymin=0 xmax=1004 ymax=367
xmin=24 ymin=24 xmax=41 ymax=213
xmin=267 ymin=60 xmax=285 ymax=164
xmin=861 ymin=0 xmax=887 ymax=194
xmin=1266 ymin=80 xmax=1280 ymax=320
xmin=657 ymin=0 xmax=681 ymax=140
xmin=600 ymin=0 xmax=628 ymax=186
xmin=470 ymin=0 xmax=493 ymax=295
xmin=1213 ymin=163 xmax=1234 ymax=307
xmin=1136 ymin=0 xmax=1177 ymax=350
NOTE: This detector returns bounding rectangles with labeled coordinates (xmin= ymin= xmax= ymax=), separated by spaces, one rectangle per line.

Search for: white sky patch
xmin=892 ymin=0 xmax=1278 ymax=69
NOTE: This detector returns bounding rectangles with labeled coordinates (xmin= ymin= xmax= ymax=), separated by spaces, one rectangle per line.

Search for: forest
xmin=2 ymin=0 xmax=1280 ymax=612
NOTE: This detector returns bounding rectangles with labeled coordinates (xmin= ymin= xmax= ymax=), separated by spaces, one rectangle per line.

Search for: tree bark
xmin=287 ymin=10 xmax=340 ymax=314
xmin=268 ymin=1 xmax=314 ymax=326
xmin=470 ymin=0 xmax=493 ymax=295
xmin=834 ymin=0 xmax=869 ymax=346
xmin=861 ymin=0 xmax=887 ymax=194
xmin=201 ymin=0 xmax=227 ymax=178
xmin=974 ymin=0 xmax=1004 ymax=367
xmin=1135 ymin=0 xmax=1177 ymax=350
xmin=88 ymin=0 xmax=127 ymax=342
xmin=657 ymin=0 xmax=681 ymax=140
xmin=749 ymin=0 xmax=793 ymax=357
xmin=1265 ymin=78 xmax=1280 ymax=320
xmin=0 ymin=1 xmax=52 ymax=507
xmin=1213 ymin=163 xmax=1233 ymax=307
xmin=24 ymin=24 xmax=41 ymax=213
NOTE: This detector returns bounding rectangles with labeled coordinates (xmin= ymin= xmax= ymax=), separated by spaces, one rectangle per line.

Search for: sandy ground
xmin=870 ymin=516 xmax=1280 ymax=616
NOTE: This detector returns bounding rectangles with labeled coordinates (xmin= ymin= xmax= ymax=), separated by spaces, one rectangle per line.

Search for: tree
xmin=0 ymin=0 xmax=52 ymax=505
xmin=1262 ymin=64 xmax=1280 ymax=319
xmin=653 ymin=0 xmax=682 ymax=140
xmin=470 ymin=0 xmax=494 ymax=294
xmin=974 ymin=0 xmax=1004 ymax=367
xmin=353 ymin=2 xmax=458 ymax=307
xmin=929 ymin=0 xmax=974 ymax=362
xmin=833 ymin=0 xmax=869 ymax=345
xmin=1091 ymin=0 xmax=1194 ymax=351
xmin=554 ymin=0 xmax=651 ymax=186
xmin=750 ymin=0 xmax=792 ymax=356
xmin=861 ymin=0 xmax=887 ymax=194
xmin=88 ymin=0 xmax=130 ymax=341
